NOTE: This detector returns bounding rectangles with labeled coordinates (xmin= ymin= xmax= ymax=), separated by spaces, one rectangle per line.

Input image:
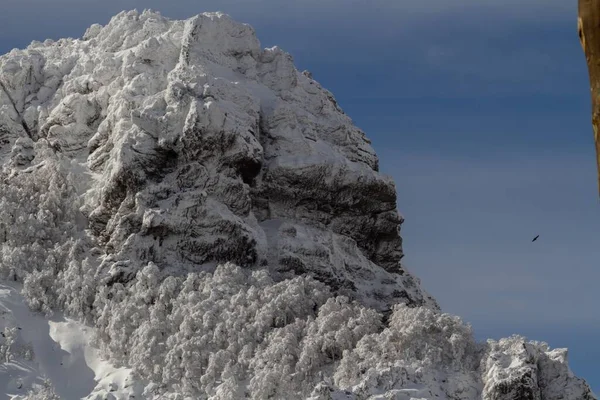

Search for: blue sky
xmin=2 ymin=0 xmax=598 ymax=391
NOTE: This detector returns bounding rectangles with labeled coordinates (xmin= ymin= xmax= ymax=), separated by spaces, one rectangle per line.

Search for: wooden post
xmin=579 ymin=0 xmax=600 ymax=197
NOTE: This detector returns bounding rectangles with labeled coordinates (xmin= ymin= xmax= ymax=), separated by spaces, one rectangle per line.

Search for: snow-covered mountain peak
xmin=1 ymin=9 xmax=435 ymax=312
xmin=0 ymin=10 xmax=595 ymax=400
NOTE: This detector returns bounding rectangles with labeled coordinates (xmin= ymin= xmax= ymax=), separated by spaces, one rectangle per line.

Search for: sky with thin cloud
xmin=1 ymin=0 xmax=598 ymax=391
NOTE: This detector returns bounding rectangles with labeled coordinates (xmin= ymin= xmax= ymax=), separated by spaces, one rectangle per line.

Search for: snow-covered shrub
xmin=20 ymin=379 xmax=60 ymax=400
xmin=0 ymin=153 xmax=83 ymax=315
xmin=334 ymin=304 xmax=480 ymax=391
xmin=55 ymin=257 xmax=98 ymax=323
xmin=298 ymin=297 xmax=382 ymax=374
xmin=0 ymin=326 xmax=19 ymax=362
xmin=79 ymin=259 xmax=485 ymax=399
xmin=91 ymin=262 xmax=333 ymax=398
xmin=0 ymin=325 xmax=35 ymax=368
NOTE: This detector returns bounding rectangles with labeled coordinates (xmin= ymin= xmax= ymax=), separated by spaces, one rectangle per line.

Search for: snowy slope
xmin=0 ymin=9 xmax=595 ymax=400
xmin=0 ymin=282 xmax=143 ymax=399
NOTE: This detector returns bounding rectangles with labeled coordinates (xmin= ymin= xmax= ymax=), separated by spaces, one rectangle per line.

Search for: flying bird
xmin=532 ymin=235 xmax=539 ymax=242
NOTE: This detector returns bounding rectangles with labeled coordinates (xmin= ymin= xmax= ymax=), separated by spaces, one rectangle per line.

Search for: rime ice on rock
xmin=0 ymin=9 xmax=435 ymax=311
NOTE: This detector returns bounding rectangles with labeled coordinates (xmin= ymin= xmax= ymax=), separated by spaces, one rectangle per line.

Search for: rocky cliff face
xmin=0 ymin=10 xmax=594 ymax=400
xmin=0 ymin=10 xmax=434 ymax=312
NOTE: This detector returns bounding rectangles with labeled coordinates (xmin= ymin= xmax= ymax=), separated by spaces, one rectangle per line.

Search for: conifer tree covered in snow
xmin=22 ymin=380 xmax=60 ymax=400
xmin=0 ymin=9 xmax=595 ymax=400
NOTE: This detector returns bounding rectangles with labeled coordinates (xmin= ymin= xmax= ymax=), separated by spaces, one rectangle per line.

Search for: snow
xmin=0 ymin=9 xmax=595 ymax=400
xmin=0 ymin=282 xmax=142 ymax=399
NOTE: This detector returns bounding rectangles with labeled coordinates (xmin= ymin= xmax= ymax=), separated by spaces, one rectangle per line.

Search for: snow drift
xmin=0 ymin=9 xmax=594 ymax=399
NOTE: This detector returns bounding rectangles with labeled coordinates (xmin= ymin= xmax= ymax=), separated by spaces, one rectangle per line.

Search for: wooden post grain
xmin=578 ymin=0 xmax=600 ymax=196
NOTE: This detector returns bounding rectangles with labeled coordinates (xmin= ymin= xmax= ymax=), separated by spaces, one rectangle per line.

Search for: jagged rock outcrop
xmin=482 ymin=337 xmax=595 ymax=400
xmin=0 ymin=10 xmax=434 ymax=311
